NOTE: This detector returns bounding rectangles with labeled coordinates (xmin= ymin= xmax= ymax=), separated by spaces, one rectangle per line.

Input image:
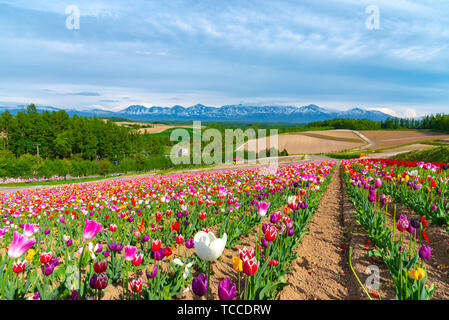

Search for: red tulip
xmin=151 ymin=240 xmax=161 ymax=251
xmin=265 ymin=226 xmax=277 ymax=242
xmin=109 ymin=224 xmax=117 ymax=232
xmin=132 ymin=253 xmax=144 ymax=266
xmin=242 ymin=257 xmax=259 ymax=276
xmin=130 ymin=279 xmax=143 ymax=293
xmin=198 ymin=212 xmax=207 ymax=220
xmin=94 ymin=260 xmax=108 ymax=274
xmin=163 ymin=247 xmax=172 ymax=257
xmin=40 ymin=251 xmax=53 ymax=264
xmin=176 ymin=235 xmax=184 ymax=244
xmin=12 ymin=260 xmax=26 ymax=273
xmin=171 ymin=222 xmax=180 ymax=231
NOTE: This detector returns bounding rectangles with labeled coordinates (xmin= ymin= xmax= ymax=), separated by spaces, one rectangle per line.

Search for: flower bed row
xmin=342 ymin=160 xmax=436 ymax=300
xmin=345 ymin=159 xmax=449 ymax=226
xmin=0 ymin=160 xmax=335 ymax=300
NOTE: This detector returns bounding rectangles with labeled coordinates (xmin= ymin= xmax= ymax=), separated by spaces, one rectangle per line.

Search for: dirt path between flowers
xmin=279 ymin=164 xmax=395 ymax=300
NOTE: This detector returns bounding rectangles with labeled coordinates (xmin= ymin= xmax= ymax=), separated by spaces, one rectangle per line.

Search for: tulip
xmin=150 ymin=248 xmax=165 ymax=261
xmin=83 ymin=219 xmax=102 ymax=240
xmin=12 ymin=260 xmax=26 ymax=273
xmin=146 ymin=265 xmax=158 ymax=279
xmin=163 ymin=247 xmax=172 ymax=257
xmin=265 ymin=226 xmax=277 ymax=241
xmin=40 ymin=251 xmax=53 ymax=264
xmin=185 ymin=238 xmax=195 ymax=249
xmin=151 ymin=240 xmax=161 ymax=251
xmin=193 ymin=231 xmax=227 ymax=262
xmin=419 ymin=244 xmax=431 ymax=260
xmin=132 ymin=253 xmax=144 ymax=266
xmin=176 ymin=235 xmax=184 ymax=245
xmin=94 ymin=260 xmax=108 ymax=274
xmin=374 ymin=178 xmax=382 ymax=187
xmin=218 ymin=278 xmax=236 ymax=300
xmin=192 ymin=273 xmax=208 ymax=297
xmin=130 ymin=279 xmax=143 ymax=293
xmin=243 ymin=256 xmax=259 ymax=276
xmin=256 ymin=201 xmax=270 ymax=217
xmin=8 ymin=231 xmax=36 ymax=259
xmin=124 ymin=245 xmax=137 ymax=261
xmin=232 ymin=256 xmax=243 ymax=272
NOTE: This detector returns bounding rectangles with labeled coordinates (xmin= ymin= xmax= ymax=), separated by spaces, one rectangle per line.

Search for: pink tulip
xmin=8 ymin=231 xmax=36 ymax=259
xmin=83 ymin=219 xmax=102 ymax=240
xmin=124 ymin=245 xmax=137 ymax=261
xmin=374 ymin=178 xmax=382 ymax=187
xmin=256 ymin=201 xmax=270 ymax=217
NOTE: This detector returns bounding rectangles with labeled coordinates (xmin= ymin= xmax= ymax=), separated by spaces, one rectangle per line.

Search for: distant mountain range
xmin=0 ymin=104 xmax=395 ymax=123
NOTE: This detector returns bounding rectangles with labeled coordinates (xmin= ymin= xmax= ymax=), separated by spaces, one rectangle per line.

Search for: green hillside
xmin=394 ymin=145 xmax=449 ymax=164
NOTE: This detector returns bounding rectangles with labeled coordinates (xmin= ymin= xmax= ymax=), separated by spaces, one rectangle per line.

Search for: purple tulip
xmin=288 ymin=228 xmax=294 ymax=237
xmin=270 ymin=213 xmax=279 ymax=224
xmin=41 ymin=262 xmax=55 ymax=276
xmin=68 ymin=290 xmax=78 ymax=300
xmin=192 ymin=273 xmax=208 ymax=297
xmin=142 ymin=235 xmax=150 ymax=242
xmin=146 ymin=265 xmax=158 ymax=279
xmin=185 ymin=238 xmax=195 ymax=249
xmin=115 ymin=243 xmax=123 ymax=252
xmin=218 ymin=278 xmax=236 ymax=300
xmin=300 ymin=202 xmax=308 ymax=209
xmin=150 ymin=248 xmax=165 ymax=261
xmin=95 ymin=243 xmax=103 ymax=253
xmin=44 ymin=228 xmax=50 ymax=235
xmin=419 ymin=245 xmax=431 ymax=260
xmin=108 ymin=242 xmax=116 ymax=251
xmin=261 ymin=238 xmax=268 ymax=248
xmin=103 ymin=250 xmax=110 ymax=258
xmin=33 ymin=291 xmax=40 ymax=300
xmin=90 ymin=274 xmax=98 ymax=289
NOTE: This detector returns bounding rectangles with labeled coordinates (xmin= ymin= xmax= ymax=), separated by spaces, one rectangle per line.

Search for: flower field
xmin=1 ymin=157 xmax=448 ymax=300
xmin=0 ymin=161 xmax=336 ymax=300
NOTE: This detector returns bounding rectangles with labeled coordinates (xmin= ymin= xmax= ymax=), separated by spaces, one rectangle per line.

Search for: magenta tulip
xmin=83 ymin=219 xmax=102 ymax=240
xmin=8 ymin=231 xmax=36 ymax=259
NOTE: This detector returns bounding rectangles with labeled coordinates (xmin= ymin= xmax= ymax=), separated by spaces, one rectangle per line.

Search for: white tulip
xmin=193 ymin=231 xmax=227 ymax=261
xmin=172 ymin=258 xmax=194 ymax=279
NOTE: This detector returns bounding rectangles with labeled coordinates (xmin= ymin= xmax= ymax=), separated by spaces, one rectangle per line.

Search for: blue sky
xmin=0 ymin=0 xmax=448 ymax=117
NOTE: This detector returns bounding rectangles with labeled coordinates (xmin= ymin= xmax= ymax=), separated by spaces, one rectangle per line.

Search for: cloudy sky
xmin=0 ymin=0 xmax=448 ymax=117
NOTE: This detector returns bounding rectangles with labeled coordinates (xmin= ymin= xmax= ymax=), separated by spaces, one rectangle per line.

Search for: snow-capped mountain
xmin=0 ymin=103 xmax=394 ymax=123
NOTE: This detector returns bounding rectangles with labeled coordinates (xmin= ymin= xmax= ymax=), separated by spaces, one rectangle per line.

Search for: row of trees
xmin=0 ymin=150 xmax=180 ymax=179
xmin=0 ymin=105 xmax=169 ymax=160
xmin=306 ymin=118 xmax=382 ymax=130
xmin=306 ymin=114 xmax=449 ymax=132
xmin=381 ymin=114 xmax=449 ymax=131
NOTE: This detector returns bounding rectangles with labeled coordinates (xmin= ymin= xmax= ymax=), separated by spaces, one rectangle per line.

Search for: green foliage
xmin=395 ymin=146 xmax=449 ymax=164
xmin=0 ymin=104 xmax=166 ymax=161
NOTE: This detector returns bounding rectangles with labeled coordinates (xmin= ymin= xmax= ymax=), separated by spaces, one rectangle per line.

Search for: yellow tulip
xmin=409 ymin=267 xmax=426 ymax=281
xmin=416 ymin=267 xmax=426 ymax=280
xmin=232 ymin=256 xmax=243 ymax=272
xmin=26 ymin=249 xmax=37 ymax=262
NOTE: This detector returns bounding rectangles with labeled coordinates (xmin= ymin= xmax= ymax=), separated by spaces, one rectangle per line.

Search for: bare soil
xmin=360 ymin=131 xmax=449 ymax=149
xmin=245 ymin=130 xmax=365 ymax=155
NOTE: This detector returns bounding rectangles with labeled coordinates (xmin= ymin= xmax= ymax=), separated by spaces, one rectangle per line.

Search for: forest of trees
xmin=381 ymin=114 xmax=449 ymax=131
xmin=306 ymin=118 xmax=382 ymax=130
xmin=0 ymin=104 xmax=168 ymax=160
xmin=0 ymin=105 xmax=177 ymax=179
xmin=307 ymin=114 xmax=449 ymax=132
